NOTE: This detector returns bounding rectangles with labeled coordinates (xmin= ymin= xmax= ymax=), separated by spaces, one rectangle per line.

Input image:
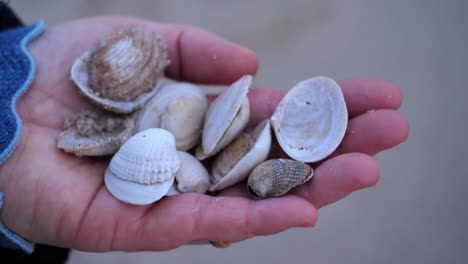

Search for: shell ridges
xmin=247 ymin=159 xmax=313 ymax=200
xmin=71 ymin=28 xmax=170 ymax=114
xmin=109 ymin=128 xmax=180 ymax=184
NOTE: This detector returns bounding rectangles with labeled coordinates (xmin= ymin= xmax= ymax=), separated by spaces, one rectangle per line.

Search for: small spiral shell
xmin=247 ymin=159 xmax=313 ymax=200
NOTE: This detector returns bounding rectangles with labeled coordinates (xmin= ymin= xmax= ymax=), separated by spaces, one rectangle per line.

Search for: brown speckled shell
xmin=247 ymin=159 xmax=313 ymax=200
xmin=57 ymin=110 xmax=135 ymax=156
xmin=87 ymin=28 xmax=169 ymax=101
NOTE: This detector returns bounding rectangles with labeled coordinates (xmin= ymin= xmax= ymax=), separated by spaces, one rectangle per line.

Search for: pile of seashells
xmin=57 ymin=28 xmax=348 ymax=206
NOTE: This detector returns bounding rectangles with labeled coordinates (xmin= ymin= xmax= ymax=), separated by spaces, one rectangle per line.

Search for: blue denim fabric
xmin=0 ymin=20 xmax=45 ymax=254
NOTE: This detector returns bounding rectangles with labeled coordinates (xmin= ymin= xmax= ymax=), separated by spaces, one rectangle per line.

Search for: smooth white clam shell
xmin=104 ymin=167 xmax=175 ymax=205
xmin=197 ymin=75 xmax=252 ymax=159
xmin=271 ymin=76 xmax=348 ymax=162
xmin=175 ymin=152 xmax=210 ymax=193
xmin=136 ymin=82 xmax=208 ymax=151
xmin=209 ymin=119 xmax=272 ymax=192
xmin=71 ymin=51 xmax=162 ymax=114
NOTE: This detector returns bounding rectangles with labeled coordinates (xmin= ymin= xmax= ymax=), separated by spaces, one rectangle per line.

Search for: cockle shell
xmin=271 ymin=76 xmax=348 ymax=162
xmin=175 ymin=151 xmax=210 ymax=193
xmin=104 ymin=128 xmax=180 ymax=205
xmin=136 ymin=82 xmax=208 ymax=151
xmin=209 ymin=119 xmax=272 ymax=192
xmin=247 ymin=159 xmax=314 ymax=200
xmin=57 ymin=110 xmax=135 ymax=156
xmin=71 ymin=28 xmax=169 ymax=114
xmin=195 ymin=75 xmax=252 ymax=160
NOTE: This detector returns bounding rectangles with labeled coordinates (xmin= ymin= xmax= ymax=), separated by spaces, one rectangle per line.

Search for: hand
xmin=0 ymin=16 xmax=408 ymax=251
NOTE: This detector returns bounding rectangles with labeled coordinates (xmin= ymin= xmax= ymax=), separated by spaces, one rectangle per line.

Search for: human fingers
xmin=293 ymin=153 xmax=380 ymax=208
xmin=73 ymin=191 xmax=316 ymax=251
xmin=24 ymin=16 xmax=258 ymax=130
xmin=144 ymin=22 xmax=259 ymax=84
xmin=60 ymin=16 xmax=258 ymax=85
xmin=338 ymin=79 xmax=402 ymax=117
xmin=217 ymin=154 xmax=380 ymax=210
xmin=246 ymin=79 xmax=402 ymax=126
xmin=264 ymin=108 xmax=408 ymax=160
xmin=332 ymin=109 xmax=409 ymax=157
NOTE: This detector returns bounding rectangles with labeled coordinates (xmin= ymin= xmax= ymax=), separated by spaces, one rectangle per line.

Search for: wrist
xmin=0 ymin=2 xmax=45 ymax=253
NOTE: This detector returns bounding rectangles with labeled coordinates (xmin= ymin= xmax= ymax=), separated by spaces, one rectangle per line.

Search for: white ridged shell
xmin=175 ymin=152 xmax=210 ymax=193
xmin=209 ymin=119 xmax=272 ymax=192
xmin=136 ymin=82 xmax=208 ymax=151
xmin=196 ymin=75 xmax=252 ymax=159
xmin=271 ymin=76 xmax=348 ymax=162
xmin=109 ymin=128 xmax=180 ymax=184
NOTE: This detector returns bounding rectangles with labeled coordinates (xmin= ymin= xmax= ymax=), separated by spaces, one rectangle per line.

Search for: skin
xmin=0 ymin=16 xmax=409 ymax=252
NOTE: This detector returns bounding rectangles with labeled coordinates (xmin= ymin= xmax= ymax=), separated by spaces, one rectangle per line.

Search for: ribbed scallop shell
xmin=209 ymin=119 xmax=272 ymax=192
xmin=247 ymin=159 xmax=313 ymax=200
xmin=71 ymin=28 xmax=169 ymax=114
xmin=195 ymin=75 xmax=252 ymax=160
xmin=136 ymin=82 xmax=208 ymax=151
xmin=271 ymin=76 xmax=347 ymax=162
xmin=57 ymin=110 xmax=135 ymax=156
xmin=109 ymin=128 xmax=180 ymax=184
xmin=175 ymin=151 xmax=210 ymax=193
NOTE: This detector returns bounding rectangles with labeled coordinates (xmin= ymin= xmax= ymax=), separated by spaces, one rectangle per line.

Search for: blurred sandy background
xmin=10 ymin=0 xmax=468 ymax=263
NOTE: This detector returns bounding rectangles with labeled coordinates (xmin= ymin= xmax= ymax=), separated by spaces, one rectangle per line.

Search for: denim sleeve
xmin=0 ymin=20 xmax=45 ymax=254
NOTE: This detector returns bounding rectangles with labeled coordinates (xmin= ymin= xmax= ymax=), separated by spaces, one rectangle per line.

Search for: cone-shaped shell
xmin=209 ymin=119 xmax=272 ymax=192
xmin=196 ymin=75 xmax=252 ymax=160
xmin=175 ymin=152 xmax=210 ymax=193
xmin=109 ymin=128 xmax=180 ymax=184
xmin=271 ymin=76 xmax=348 ymax=162
xmin=71 ymin=28 xmax=169 ymax=114
xmin=247 ymin=159 xmax=313 ymax=200
xmin=136 ymin=82 xmax=208 ymax=151
xmin=57 ymin=110 xmax=135 ymax=156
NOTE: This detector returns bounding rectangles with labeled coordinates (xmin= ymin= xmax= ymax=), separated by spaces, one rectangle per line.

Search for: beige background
xmin=10 ymin=0 xmax=468 ymax=263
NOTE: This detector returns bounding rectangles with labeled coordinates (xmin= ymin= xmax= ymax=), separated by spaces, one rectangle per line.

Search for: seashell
xmin=57 ymin=110 xmax=135 ymax=156
xmin=209 ymin=119 xmax=272 ymax=192
xmin=175 ymin=151 xmax=210 ymax=193
xmin=71 ymin=28 xmax=170 ymax=114
xmin=210 ymin=241 xmax=232 ymax=248
xmin=270 ymin=76 xmax=348 ymax=162
xmin=247 ymin=159 xmax=313 ymax=200
xmin=165 ymin=183 xmax=182 ymax=197
xmin=195 ymin=75 xmax=252 ymax=160
xmin=104 ymin=128 xmax=180 ymax=205
xmin=135 ymin=82 xmax=208 ymax=151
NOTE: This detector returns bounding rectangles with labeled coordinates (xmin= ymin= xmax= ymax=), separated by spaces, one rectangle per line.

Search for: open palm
xmin=0 ymin=17 xmax=408 ymax=251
